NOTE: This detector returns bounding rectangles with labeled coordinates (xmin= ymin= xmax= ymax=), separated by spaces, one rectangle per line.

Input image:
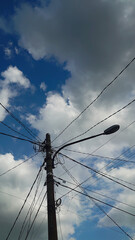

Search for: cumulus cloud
xmin=97 ymin=166 xmax=135 ymax=232
xmin=0 ymin=66 xmax=32 ymax=121
xmin=1 ymin=66 xmax=30 ymax=88
xmin=1 ymin=0 xmax=135 ymax=238
xmin=0 ymin=153 xmax=48 ymax=239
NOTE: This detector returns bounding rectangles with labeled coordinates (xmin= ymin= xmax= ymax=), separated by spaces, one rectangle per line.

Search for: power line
xmin=52 ymin=57 xmax=135 ymax=143
xmin=24 ymin=191 xmax=47 ymax=240
xmin=0 ymin=121 xmax=34 ymax=141
xmin=60 ymin=153 xmax=135 ymax=192
xmin=0 ymin=190 xmax=28 ymax=202
xmin=58 ymin=145 xmax=135 ymax=205
xmin=54 ymin=175 xmax=135 ymax=209
xmin=57 ymin=163 xmax=134 ymax=240
xmin=57 ymin=210 xmax=64 ymax=240
xmin=63 ymin=148 xmax=135 ymax=165
xmin=88 ymin=144 xmax=135 ymax=188
xmin=5 ymin=163 xmax=44 ymax=240
xmin=29 ymin=215 xmax=47 ymax=240
xmin=89 ymin=119 xmax=135 ymax=155
xmin=61 ymin=97 xmax=135 ymax=146
xmin=59 ymin=183 xmax=135 ymax=218
xmin=92 ymin=200 xmax=133 ymax=240
xmin=18 ymin=169 xmax=44 ymax=240
xmin=0 ymin=103 xmax=41 ymax=142
xmin=0 ymin=131 xmax=39 ymax=145
xmin=61 ymin=140 xmax=135 ymax=191
xmin=58 ymin=178 xmax=134 ymax=240
xmin=0 ymin=153 xmax=39 ymax=177
xmin=56 ymin=163 xmax=135 ymax=238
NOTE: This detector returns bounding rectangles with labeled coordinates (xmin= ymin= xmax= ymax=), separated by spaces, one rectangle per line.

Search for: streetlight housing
xmin=104 ymin=124 xmax=120 ymax=135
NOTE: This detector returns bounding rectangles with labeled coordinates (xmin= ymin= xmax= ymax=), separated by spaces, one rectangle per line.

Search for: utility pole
xmin=45 ymin=133 xmax=58 ymax=240
xmin=43 ymin=125 xmax=119 ymax=240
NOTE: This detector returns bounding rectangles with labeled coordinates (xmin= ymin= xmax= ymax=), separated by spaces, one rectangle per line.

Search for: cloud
xmin=1 ymin=0 xmax=134 ymax=113
xmin=97 ymin=166 xmax=135 ymax=231
xmin=27 ymin=92 xmax=79 ymax=140
xmin=1 ymin=66 xmax=31 ymax=89
xmin=4 ymin=47 xmax=12 ymax=58
xmin=1 ymin=0 xmax=135 ymax=238
xmin=0 ymin=150 xmax=91 ymax=239
xmin=0 ymin=17 xmax=12 ymax=33
xmin=40 ymin=82 xmax=47 ymax=91
xmin=0 ymin=66 xmax=32 ymax=121
xmin=0 ymin=152 xmax=48 ymax=239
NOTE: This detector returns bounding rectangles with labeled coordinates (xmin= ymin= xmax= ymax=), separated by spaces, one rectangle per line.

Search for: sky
xmin=0 ymin=0 xmax=135 ymax=239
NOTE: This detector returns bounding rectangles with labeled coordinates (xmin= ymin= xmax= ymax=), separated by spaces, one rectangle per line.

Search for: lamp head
xmin=104 ymin=124 xmax=120 ymax=135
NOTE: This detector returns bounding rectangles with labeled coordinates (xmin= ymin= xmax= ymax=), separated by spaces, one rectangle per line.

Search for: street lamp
xmin=53 ymin=124 xmax=120 ymax=161
xmin=45 ymin=124 xmax=120 ymax=240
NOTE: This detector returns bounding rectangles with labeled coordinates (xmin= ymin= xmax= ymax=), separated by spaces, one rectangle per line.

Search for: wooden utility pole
xmin=45 ymin=133 xmax=58 ymax=240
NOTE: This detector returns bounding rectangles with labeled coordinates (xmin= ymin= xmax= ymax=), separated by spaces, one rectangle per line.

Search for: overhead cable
xmin=52 ymin=57 xmax=135 ymax=143
xmin=58 ymin=162 xmax=134 ymax=240
xmin=5 ymin=164 xmax=44 ymax=240
xmin=0 ymin=131 xmax=39 ymax=145
xmin=57 ymin=162 xmax=134 ymax=239
xmin=0 ymin=103 xmax=41 ymax=142
xmin=61 ymin=97 xmax=135 ymax=146
xmin=63 ymin=148 xmax=135 ymax=165
xmin=18 ymin=170 xmax=44 ymax=240
xmin=60 ymin=153 xmax=135 ymax=192
xmin=24 ymin=192 xmax=47 ymax=240
xmin=54 ymin=175 xmax=135 ymax=209
xmin=92 ymin=200 xmax=133 ymax=240
xmin=0 ymin=121 xmax=34 ymax=141
xmin=0 ymin=153 xmax=39 ymax=177
xmin=59 ymin=183 xmax=135 ymax=218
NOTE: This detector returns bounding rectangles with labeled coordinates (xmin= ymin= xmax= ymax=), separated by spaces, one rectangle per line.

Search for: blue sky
xmin=0 ymin=0 xmax=135 ymax=239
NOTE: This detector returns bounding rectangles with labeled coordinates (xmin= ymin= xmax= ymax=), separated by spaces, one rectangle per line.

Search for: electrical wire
xmin=89 ymin=119 xmax=135 ymax=155
xmin=60 ymin=153 xmax=135 ymax=192
xmin=61 ymin=142 xmax=135 ymax=192
xmin=0 ymin=121 xmax=34 ymax=141
xmin=0 ymin=153 xmax=39 ymax=177
xmin=92 ymin=200 xmax=133 ymax=240
xmin=57 ymin=210 xmax=64 ymax=240
xmin=63 ymin=148 xmax=135 ymax=165
xmin=54 ymin=175 xmax=135 ymax=210
xmin=0 ymin=103 xmax=41 ymax=142
xmin=18 ymin=169 xmax=44 ymax=240
xmin=29 ymin=215 xmax=47 ymax=240
xmin=52 ymin=56 xmax=135 ymax=143
xmin=86 ymin=144 xmax=135 ymax=189
xmin=0 ymin=190 xmax=28 ymax=202
xmin=57 ymin=167 xmax=134 ymax=240
xmin=0 ymin=131 xmax=39 ymax=144
xmin=5 ymin=163 xmax=44 ymax=240
xmin=24 ymin=191 xmax=47 ymax=240
xmin=59 ymin=183 xmax=135 ymax=218
xmin=26 ymin=171 xmax=44 ymax=236
xmin=61 ymin=97 xmax=135 ymax=146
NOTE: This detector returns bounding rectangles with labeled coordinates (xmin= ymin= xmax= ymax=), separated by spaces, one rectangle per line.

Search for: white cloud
xmin=40 ymin=82 xmax=47 ymax=91
xmin=4 ymin=47 xmax=12 ymax=58
xmin=1 ymin=66 xmax=30 ymax=89
xmin=0 ymin=152 xmax=48 ymax=239
xmin=0 ymin=66 xmax=32 ymax=121
xmin=27 ymin=93 xmax=79 ymax=140
xmin=1 ymin=0 xmax=135 ymax=238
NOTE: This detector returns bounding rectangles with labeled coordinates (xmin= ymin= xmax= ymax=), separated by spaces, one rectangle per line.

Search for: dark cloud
xmin=4 ymin=0 xmax=135 ymax=110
